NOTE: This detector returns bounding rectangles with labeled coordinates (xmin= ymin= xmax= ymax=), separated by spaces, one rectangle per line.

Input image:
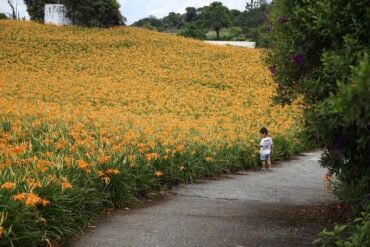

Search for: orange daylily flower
xmin=154 ymin=171 xmax=163 ymax=177
xmin=62 ymin=182 xmax=73 ymax=190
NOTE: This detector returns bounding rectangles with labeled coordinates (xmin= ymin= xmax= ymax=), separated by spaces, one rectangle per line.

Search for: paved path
xmin=70 ymin=151 xmax=335 ymax=247
xmin=204 ymin=41 xmax=256 ymax=48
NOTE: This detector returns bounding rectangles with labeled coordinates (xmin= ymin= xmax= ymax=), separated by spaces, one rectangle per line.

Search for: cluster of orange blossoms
xmin=12 ymin=193 xmax=50 ymax=207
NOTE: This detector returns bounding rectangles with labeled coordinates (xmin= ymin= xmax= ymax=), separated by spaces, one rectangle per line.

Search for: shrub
xmin=177 ymin=23 xmax=206 ymax=40
xmin=0 ymin=13 xmax=8 ymax=20
xmin=267 ymin=0 xmax=370 ymax=205
xmin=314 ymin=205 xmax=370 ymax=247
xmin=318 ymin=56 xmax=370 ymax=205
xmin=223 ymin=26 xmax=243 ymax=40
xmin=267 ymin=0 xmax=369 ymax=105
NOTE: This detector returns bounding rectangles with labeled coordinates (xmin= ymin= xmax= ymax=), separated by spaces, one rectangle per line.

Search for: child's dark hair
xmin=259 ymin=127 xmax=268 ymax=135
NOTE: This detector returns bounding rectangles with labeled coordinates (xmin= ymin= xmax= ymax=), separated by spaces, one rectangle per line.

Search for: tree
xmin=133 ymin=12 xmax=186 ymax=32
xmin=7 ymin=0 xmax=17 ymax=19
xmin=63 ymin=0 xmax=125 ymax=27
xmin=202 ymin=2 xmax=230 ymax=40
xmin=229 ymin=9 xmax=243 ymax=26
xmin=241 ymin=0 xmax=268 ymax=37
xmin=185 ymin=7 xmax=197 ymax=22
xmin=24 ymin=0 xmax=126 ymax=27
xmin=162 ymin=12 xmax=183 ymax=31
xmin=132 ymin=16 xmax=164 ymax=31
xmin=246 ymin=0 xmax=267 ymax=11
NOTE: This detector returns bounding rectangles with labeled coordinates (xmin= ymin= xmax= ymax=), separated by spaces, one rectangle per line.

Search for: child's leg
xmin=267 ymin=160 xmax=272 ymax=169
xmin=261 ymin=160 xmax=266 ymax=169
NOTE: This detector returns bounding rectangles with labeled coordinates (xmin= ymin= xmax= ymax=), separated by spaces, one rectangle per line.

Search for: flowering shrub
xmin=0 ymin=20 xmax=304 ymax=246
xmin=266 ymin=1 xmax=369 ymax=245
xmin=267 ymin=0 xmax=370 ymax=202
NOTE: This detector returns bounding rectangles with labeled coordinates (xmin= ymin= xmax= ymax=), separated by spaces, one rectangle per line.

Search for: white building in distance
xmin=44 ymin=4 xmax=71 ymax=26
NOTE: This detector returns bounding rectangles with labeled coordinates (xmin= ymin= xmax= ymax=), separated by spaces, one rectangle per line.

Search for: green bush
xmin=314 ymin=205 xmax=370 ymax=247
xmin=318 ymin=56 xmax=370 ymax=205
xmin=248 ymin=24 xmax=270 ymax=48
xmin=267 ymin=0 xmax=370 ymax=205
xmin=222 ymin=27 xmax=243 ymax=40
xmin=177 ymin=23 xmax=206 ymax=40
xmin=0 ymin=13 xmax=8 ymax=20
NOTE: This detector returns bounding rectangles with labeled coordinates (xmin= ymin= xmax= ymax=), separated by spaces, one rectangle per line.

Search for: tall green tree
xmin=202 ymin=2 xmax=230 ymax=40
xmin=185 ymin=7 xmax=197 ymax=22
xmin=229 ymin=9 xmax=243 ymax=26
xmin=241 ymin=0 xmax=268 ymax=37
xmin=63 ymin=0 xmax=125 ymax=27
xmin=162 ymin=12 xmax=183 ymax=30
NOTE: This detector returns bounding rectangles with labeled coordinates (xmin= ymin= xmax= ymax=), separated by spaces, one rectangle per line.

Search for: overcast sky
xmin=0 ymin=0 xmax=248 ymax=24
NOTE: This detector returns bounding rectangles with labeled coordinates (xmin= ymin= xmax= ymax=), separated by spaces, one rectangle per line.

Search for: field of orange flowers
xmin=0 ymin=20 xmax=305 ymax=246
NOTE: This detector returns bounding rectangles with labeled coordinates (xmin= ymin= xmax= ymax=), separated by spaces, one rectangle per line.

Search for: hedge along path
xmin=71 ymin=151 xmax=336 ymax=247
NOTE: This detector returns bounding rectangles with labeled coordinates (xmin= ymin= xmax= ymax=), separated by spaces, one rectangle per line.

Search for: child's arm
xmin=259 ymin=141 xmax=263 ymax=147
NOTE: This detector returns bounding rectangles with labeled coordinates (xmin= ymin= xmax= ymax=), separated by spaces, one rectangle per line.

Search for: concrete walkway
xmin=70 ymin=151 xmax=335 ymax=247
xmin=204 ymin=41 xmax=256 ymax=48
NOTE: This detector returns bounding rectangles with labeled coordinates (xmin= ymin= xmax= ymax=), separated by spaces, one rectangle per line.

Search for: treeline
xmin=132 ymin=1 xmax=270 ymax=46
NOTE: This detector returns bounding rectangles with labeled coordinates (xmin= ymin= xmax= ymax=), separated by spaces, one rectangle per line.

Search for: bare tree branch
xmin=7 ymin=0 xmax=17 ymax=20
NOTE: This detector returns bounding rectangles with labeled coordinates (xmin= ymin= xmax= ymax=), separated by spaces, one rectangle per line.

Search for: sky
xmin=0 ymin=0 xmax=248 ymax=24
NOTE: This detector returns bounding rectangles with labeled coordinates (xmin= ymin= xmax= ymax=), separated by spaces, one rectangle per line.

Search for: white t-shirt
xmin=260 ymin=137 xmax=273 ymax=155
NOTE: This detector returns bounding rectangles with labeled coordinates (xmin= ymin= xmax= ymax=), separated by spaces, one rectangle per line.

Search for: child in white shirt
xmin=259 ymin=127 xmax=273 ymax=171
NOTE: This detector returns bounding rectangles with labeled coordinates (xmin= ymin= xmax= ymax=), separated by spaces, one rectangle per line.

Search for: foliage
xmin=63 ymin=0 xmax=125 ymax=27
xmin=24 ymin=0 xmax=125 ymax=27
xmin=238 ymin=0 xmax=271 ymax=47
xmin=229 ymin=9 xmax=243 ymax=27
xmin=178 ymin=23 xmax=206 ymax=40
xmin=267 ymin=0 xmax=370 ymax=204
xmin=132 ymin=1 xmax=270 ymax=42
xmin=162 ymin=12 xmax=184 ymax=31
xmin=205 ymin=27 xmax=245 ymax=41
xmin=319 ymin=55 xmax=370 ymax=204
xmin=241 ymin=0 xmax=268 ymax=39
xmin=202 ymin=2 xmax=230 ymax=40
xmin=314 ymin=205 xmax=370 ymax=247
xmin=248 ymin=24 xmax=270 ymax=48
xmin=132 ymin=16 xmax=164 ymax=31
xmin=185 ymin=7 xmax=198 ymax=22
xmin=0 ymin=20 xmax=305 ymax=246
xmin=267 ymin=0 xmax=369 ymax=105
xmin=224 ymin=27 xmax=243 ymax=40
xmin=130 ymin=1 xmax=274 ymax=43
xmin=0 ymin=13 xmax=8 ymax=20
